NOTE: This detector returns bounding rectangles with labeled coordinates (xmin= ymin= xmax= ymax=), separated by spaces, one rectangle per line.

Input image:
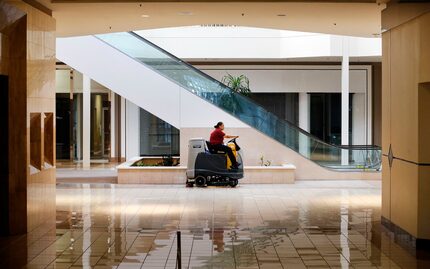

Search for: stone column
xmin=341 ymin=37 xmax=350 ymax=165
xmin=83 ymin=75 xmax=91 ymax=168
xmin=298 ymin=92 xmax=310 ymax=157
xmin=381 ymin=3 xmax=430 ymax=250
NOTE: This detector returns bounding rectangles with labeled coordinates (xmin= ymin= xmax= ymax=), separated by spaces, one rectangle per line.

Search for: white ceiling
xmin=34 ymin=1 xmax=385 ymax=37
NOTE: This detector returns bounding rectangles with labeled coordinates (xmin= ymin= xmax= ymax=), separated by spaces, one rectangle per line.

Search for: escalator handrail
xmin=94 ymin=31 xmax=381 ymax=155
xmin=125 ymin=32 xmax=381 ymax=152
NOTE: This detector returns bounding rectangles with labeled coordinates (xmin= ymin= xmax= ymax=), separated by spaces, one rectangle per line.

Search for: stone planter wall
xmin=117 ymin=158 xmax=296 ymax=184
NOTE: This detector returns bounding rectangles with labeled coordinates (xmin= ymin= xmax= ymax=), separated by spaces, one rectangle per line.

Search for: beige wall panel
xmin=419 ymin=13 xmax=430 ymax=84
xmin=381 ymin=32 xmax=391 ymax=155
xmin=26 ymin=6 xmax=56 ymax=233
xmin=382 ymin=6 xmax=430 ymax=241
xmin=6 ymin=14 xmax=28 ymax=235
xmin=1 ymin=0 xmax=55 ymax=235
xmin=390 ymin=159 xmax=418 ymax=237
xmin=418 ymin=165 xmax=430 ymax=239
xmin=10 ymin=1 xmax=57 ymax=233
xmin=381 ymin=156 xmax=390 ymax=219
xmin=389 ymin=20 xmax=419 ymax=163
xmin=27 ymin=168 xmax=56 ymax=232
xmin=418 ymin=82 xmax=430 ymax=163
xmin=28 ymin=97 xmax=55 ymax=113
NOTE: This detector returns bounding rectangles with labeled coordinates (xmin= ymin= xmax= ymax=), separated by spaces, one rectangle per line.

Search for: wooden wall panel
xmin=419 ymin=13 xmax=430 ymax=84
xmin=389 ymin=18 xmax=419 ymax=163
xmin=44 ymin=113 xmax=54 ymax=166
xmin=16 ymin=2 xmax=57 ymax=233
xmin=7 ymin=14 xmax=27 ymax=235
xmin=418 ymin=165 xmax=430 ymax=239
xmin=381 ymin=32 xmax=391 ymax=156
xmin=0 ymin=33 xmax=10 ymax=75
xmin=382 ymin=10 xmax=430 ymax=241
xmin=0 ymin=74 xmax=9 ymax=235
xmin=390 ymin=159 xmax=418 ymax=238
xmin=0 ymin=1 xmax=56 ymax=235
xmin=30 ymin=113 xmax=42 ymax=170
xmin=381 ymin=156 xmax=391 ymax=220
xmin=418 ymin=82 xmax=430 ymax=164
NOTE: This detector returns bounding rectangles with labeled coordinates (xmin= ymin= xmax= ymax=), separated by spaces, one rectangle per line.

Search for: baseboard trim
xmin=381 ymin=216 xmax=430 ymax=258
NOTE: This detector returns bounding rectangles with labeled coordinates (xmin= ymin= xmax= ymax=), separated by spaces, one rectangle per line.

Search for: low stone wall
xmin=242 ymin=165 xmax=295 ymax=184
xmin=118 ymin=166 xmax=187 ymax=184
xmin=117 ymin=158 xmax=296 ymax=184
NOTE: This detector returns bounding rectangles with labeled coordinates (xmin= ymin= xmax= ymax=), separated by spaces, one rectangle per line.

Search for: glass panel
xmin=96 ymin=32 xmax=381 ymax=171
xmin=139 ymin=108 xmax=179 ymax=156
xmin=90 ymin=93 xmax=110 ymax=160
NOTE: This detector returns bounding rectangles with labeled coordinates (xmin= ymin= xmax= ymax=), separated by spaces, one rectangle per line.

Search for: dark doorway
xmin=0 ymin=75 xmax=9 ymax=234
xmin=56 ymin=93 xmax=71 ymax=159
xmin=310 ymin=93 xmax=352 ymax=145
xmin=250 ymin=93 xmax=299 ymax=124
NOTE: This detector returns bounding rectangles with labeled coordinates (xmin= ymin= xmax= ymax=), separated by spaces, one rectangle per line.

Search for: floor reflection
xmin=0 ymin=181 xmax=429 ymax=268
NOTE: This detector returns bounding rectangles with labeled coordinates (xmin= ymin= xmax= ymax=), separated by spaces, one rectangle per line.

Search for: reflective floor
xmin=1 ymin=181 xmax=429 ymax=269
xmin=56 ymin=161 xmax=119 ymax=183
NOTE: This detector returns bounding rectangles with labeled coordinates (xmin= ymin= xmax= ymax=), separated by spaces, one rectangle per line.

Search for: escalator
xmin=60 ymin=31 xmax=382 ymax=171
xmin=57 ymin=32 xmax=381 ymax=172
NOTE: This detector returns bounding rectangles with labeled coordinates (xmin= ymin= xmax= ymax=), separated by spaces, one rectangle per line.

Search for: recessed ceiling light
xmin=178 ymin=11 xmax=193 ymax=16
xmin=141 ymin=14 xmax=150 ymax=18
xmin=277 ymin=14 xmax=286 ymax=17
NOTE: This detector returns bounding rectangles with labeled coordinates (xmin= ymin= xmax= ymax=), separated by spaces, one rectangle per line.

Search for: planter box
xmin=242 ymin=165 xmax=295 ymax=184
xmin=117 ymin=157 xmax=295 ymax=184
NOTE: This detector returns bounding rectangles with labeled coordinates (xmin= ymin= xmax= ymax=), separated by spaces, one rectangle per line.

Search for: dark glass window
xmin=56 ymin=93 xmax=71 ymax=160
xmin=139 ymin=108 xmax=179 ymax=156
xmin=309 ymin=93 xmax=353 ymax=145
xmin=250 ymin=93 xmax=299 ymax=125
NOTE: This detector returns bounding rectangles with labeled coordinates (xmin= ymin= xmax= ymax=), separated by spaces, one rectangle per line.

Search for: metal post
xmin=341 ymin=37 xmax=350 ymax=165
xmin=176 ymin=231 xmax=181 ymax=269
xmin=69 ymin=69 xmax=74 ymax=161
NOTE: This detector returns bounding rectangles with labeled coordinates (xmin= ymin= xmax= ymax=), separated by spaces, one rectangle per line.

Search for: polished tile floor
xmin=1 ymin=181 xmax=429 ymax=269
xmin=56 ymin=161 xmax=119 ymax=183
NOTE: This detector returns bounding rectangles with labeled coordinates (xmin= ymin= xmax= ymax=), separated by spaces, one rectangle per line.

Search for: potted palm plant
xmin=221 ymin=73 xmax=251 ymax=96
xmin=220 ymin=73 xmax=251 ymax=113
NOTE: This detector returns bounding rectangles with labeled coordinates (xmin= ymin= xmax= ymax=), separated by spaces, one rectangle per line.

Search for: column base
xmin=382 ymin=216 xmax=430 ymax=258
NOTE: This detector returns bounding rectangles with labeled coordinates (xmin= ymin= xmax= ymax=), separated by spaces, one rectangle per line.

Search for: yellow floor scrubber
xmin=186 ymin=138 xmax=244 ymax=187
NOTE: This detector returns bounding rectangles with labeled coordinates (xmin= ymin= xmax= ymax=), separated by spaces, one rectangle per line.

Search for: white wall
xmin=125 ymin=100 xmax=140 ymax=160
xmin=352 ymin=93 xmax=367 ymax=145
xmin=57 ymin=36 xmax=247 ymax=130
xmin=199 ymin=66 xmax=369 ymax=93
xmin=56 ymin=69 xmax=110 ymax=94
xmin=120 ymin=97 xmax=126 ymax=159
xmin=135 ymin=26 xmax=381 ymax=60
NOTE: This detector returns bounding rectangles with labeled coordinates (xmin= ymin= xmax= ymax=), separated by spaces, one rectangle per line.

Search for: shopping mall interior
xmin=1 ymin=0 xmax=430 ymax=268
